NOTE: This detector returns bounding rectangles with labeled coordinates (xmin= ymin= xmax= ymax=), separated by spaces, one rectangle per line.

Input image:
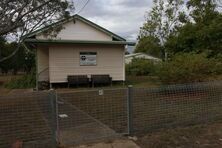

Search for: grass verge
xmin=135 ymin=122 xmax=222 ymax=148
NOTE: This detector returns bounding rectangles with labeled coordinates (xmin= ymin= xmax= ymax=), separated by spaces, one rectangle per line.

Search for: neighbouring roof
xmin=125 ymin=53 xmax=161 ymax=61
xmin=24 ymin=39 xmax=135 ymax=46
xmin=24 ymin=14 xmax=128 ymax=42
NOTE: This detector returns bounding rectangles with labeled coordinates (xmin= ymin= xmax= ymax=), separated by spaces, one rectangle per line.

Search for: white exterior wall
xmin=48 ymin=44 xmax=125 ymax=83
xmin=36 ymin=19 xmax=112 ymax=41
xmin=37 ymin=46 xmax=49 ymax=81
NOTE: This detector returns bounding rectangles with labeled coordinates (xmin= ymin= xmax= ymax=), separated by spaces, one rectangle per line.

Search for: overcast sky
xmin=74 ymin=0 xmax=153 ymax=41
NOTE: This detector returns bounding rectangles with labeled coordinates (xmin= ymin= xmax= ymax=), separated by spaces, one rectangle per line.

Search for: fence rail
xmin=0 ymin=81 xmax=221 ymax=147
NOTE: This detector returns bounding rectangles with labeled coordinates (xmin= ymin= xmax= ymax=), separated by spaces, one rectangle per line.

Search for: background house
xmin=125 ymin=53 xmax=161 ymax=64
xmin=25 ymin=14 xmax=134 ymax=88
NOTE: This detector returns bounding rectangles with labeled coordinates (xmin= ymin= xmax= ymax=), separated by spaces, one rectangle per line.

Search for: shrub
xmin=213 ymin=54 xmax=222 ymax=75
xmin=5 ymin=70 xmax=36 ymax=89
xmin=126 ymin=58 xmax=157 ymax=76
xmin=156 ymin=53 xmax=222 ymax=84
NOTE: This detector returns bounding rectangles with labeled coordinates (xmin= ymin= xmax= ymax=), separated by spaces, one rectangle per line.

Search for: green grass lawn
xmin=125 ymin=76 xmax=161 ymax=87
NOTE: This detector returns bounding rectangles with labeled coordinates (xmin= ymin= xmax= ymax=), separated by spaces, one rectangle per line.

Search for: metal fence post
xmin=55 ymin=91 xmax=60 ymax=145
xmin=49 ymin=89 xmax=58 ymax=147
xmin=127 ymin=85 xmax=133 ymax=135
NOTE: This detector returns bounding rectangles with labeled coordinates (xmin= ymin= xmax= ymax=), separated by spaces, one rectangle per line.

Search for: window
xmin=80 ymin=52 xmax=97 ymax=66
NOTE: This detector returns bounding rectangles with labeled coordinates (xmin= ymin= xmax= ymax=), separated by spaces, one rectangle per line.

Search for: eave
xmin=24 ymin=39 xmax=136 ymax=46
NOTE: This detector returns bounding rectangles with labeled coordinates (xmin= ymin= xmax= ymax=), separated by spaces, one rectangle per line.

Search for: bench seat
xmin=91 ymin=75 xmax=112 ymax=87
xmin=67 ymin=75 xmax=89 ymax=87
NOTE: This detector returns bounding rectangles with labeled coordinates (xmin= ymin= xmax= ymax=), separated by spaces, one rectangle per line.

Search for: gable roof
xmin=25 ymin=14 xmax=126 ymax=41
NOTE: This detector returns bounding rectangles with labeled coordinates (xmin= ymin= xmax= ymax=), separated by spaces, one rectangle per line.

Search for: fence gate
xmin=56 ymin=88 xmax=128 ymax=146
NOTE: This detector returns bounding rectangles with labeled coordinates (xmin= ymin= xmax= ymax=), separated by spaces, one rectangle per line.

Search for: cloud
xmin=74 ymin=0 xmax=153 ymax=41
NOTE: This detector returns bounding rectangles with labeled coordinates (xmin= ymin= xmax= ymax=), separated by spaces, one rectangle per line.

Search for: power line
xmin=76 ymin=0 xmax=90 ymax=14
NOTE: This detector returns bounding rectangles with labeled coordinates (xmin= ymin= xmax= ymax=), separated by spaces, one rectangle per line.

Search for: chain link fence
xmin=0 ymin=91 xmax=57 ymax=148
xmin=56 ymin=81 xmax=222 ymax=145
xmin=131 ymin=81 xmax=222 ymax=133
xmin=0 ymin=81 xmax=222 ymax=147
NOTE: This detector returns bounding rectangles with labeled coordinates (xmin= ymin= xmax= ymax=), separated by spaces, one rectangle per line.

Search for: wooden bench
xmin=91 ymin=75 xmax=112 ymax=87
xmin=67 ymin=75 xmax=89 ymax=87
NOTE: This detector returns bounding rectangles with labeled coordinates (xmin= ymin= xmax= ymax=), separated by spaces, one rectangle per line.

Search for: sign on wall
xmin=80 ymin=52 xmax=97 ymax=66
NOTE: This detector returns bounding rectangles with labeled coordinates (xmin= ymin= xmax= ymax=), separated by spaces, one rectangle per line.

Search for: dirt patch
xmin=66 ymin=139 xmax=140 ymax=148
xmin=9 ymin=88 xmax=33 ymax=94
xmin=0 ymin=87 xmax=11 ymax=95
xmin=135 ymin=122 xmax=222 ymax=148
xmin=63 ymin=122 xmax=222 ymax=148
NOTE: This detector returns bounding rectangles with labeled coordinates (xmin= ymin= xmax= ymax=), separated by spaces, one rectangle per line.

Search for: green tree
xmin=0 ymin=38 xmax=35 ymax=74
xmin=187 ymin=0 xmax=218 ymax=24
xmin=138 ymin=0 xmax=186 ymax=60
xmin=165 ymin=0 xmax=222 ymax=57
xmin=135 ymin=36 xmax=162 ymax=58
xmin=0 ymin=0 xmax=74 ymax=62
xmin=126 ymin=58 xmax=156 ymax=76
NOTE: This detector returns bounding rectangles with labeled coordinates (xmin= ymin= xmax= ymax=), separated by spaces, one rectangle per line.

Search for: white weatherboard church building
xmin=25 ymin=15 xmax=135 ymax=88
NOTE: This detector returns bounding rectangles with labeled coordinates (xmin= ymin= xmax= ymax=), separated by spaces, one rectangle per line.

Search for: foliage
xmin=165 ymin=0 xmax=222 ymax=57
xmin=139 ymin=0 xmax=222 ymax=60
xmin=0 ymin=38 xmax=35 ymax=74
xmin=135 ymin=36 xmax=162 ymax=58
xmin=138 ymin=0 xmax=186 ymax=60
xmin=126 ymin=58 xmax=157 ymax=76
xmin=0 ymin=0 xmax=74 ymax=37
xmin=5 ymin=69 xmax=36 ymax=89
xmin=187 ymin=0 xmax=218 ymax=24
xmin=156 ymin=53 xmax=222 ymax=84
xmin=125 ymin=51 xmax=130 ymax=55
xmin=212 ymin=54 xmax=222 ymax=75
xmin=0 ymin=0 xmax=74 ymax=62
